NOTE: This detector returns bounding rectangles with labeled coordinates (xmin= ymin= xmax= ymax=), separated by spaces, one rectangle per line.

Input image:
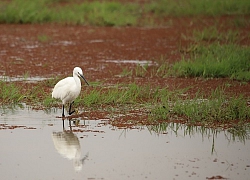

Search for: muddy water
xmin=0 ymin=107 xmax=250 ymax=180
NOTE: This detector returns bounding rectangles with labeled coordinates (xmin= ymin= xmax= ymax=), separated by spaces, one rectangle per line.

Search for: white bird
xmin=52 ymin=67 xmax=89 ymax=117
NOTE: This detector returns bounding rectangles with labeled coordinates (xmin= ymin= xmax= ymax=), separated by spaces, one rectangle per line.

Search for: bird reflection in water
xmin=52 ymin=120 xmax=88 ymax=172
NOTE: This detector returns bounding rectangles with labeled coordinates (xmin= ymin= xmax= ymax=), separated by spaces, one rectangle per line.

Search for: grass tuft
xmin=145 ymin=0 xmax=250 ymax=17
xmin=191 ymin=28 xmax=240 ymax=43
xmin=174 ymin=43 xmax=250 ymax=81
xmin=0 ymin=81 xmax=25 ymax=104
xmin=150 ymin=88 xmax=250 ymax=124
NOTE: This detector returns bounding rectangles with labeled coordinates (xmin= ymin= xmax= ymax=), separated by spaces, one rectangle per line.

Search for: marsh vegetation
xmin=0 ymin=0 xmax=250 ymax=26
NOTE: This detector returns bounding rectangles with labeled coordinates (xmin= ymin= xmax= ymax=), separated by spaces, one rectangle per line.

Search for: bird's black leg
xmin=69 ymin=101 xmax=75 ymax=115
xmin=62 ymin=119 xmax=65 ymax=129
xmin=62 ymin=104 xmax=65 ymax=118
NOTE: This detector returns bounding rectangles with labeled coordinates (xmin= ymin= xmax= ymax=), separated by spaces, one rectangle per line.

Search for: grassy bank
xmin=118 ymin=42 xmax=250 ymax=81
xmin=0 ymin=81 xmax=249 ymax=127
xmin=174 ymin=43 xmax=250 ymax=81
xmin=0 ymin=0 xmax=249 ymax=25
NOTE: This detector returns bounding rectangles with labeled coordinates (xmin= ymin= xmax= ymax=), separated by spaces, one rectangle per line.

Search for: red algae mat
xmin=0 ymin=17 xmax=250 ymax=97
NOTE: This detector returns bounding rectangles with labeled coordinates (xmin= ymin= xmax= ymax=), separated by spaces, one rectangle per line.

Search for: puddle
xmin=22 ymin=44 xmax=40 ymax=49
xmin=52 ymin=41 xmax=75 ymax=46
xmin=0 ymin=76 xmax=48 ymax=82
xmin=101 ymin=59 xmax=156 ymax=66
xmin=89 ymin=39 xmax=104 ymax=43
xmin=0 ymin=107 xmax=250 ymax=180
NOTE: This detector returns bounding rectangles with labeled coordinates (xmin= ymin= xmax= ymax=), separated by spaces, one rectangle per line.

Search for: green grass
xmin=120 ymin=67 xmax=133 ymax=77
xmin=0 ymin=81 xmax=25 ymax=104
xmin=232 ymin=16 xmax=250 ymax=27
xmin=77 ymin=83 xmax=155 ymax=107
xmin=37 ymin=34 xmax=51 ymax=43
xmin=152 ymin=55 xmax=172 ymax=78
xmin=145 ymin=0 xmax=250 ymax=17
xmin=41 ymin=76 xmax=63 ymax=87
xmin=150 ymin=88 xmax=250 ymax=124
xmin=135 ymin=64 xmax=148 ymax=77
xmin=173 ymin=43 xmax=250 ymax=81
xmin=0 ymin=80 xmax=249 ymax=127
xmin=0 ymin=0 xmax=249 ymax=25
xmin=0 ymin=0 xmax=51 ymax=24
xmin=191 ymin=28 xmax=240 ymax=43
xmin=0 ymin=0 xmax=140 ymax=26
xmin=117 ymin=42 xmax=250 ymax=81
xmin=120 ymin=64 xmax=149 ymax=77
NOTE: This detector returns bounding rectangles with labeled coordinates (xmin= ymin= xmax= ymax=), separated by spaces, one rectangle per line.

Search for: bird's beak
xmin=78 ymin=73 xmax=89 ymax=86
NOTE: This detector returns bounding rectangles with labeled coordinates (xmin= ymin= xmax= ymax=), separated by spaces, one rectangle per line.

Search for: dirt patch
xmin=0 ymin=17 xmax=250 ymax=97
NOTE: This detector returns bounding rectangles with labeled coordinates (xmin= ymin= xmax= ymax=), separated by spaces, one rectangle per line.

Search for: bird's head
xmin=74 ymin=67 xmax=89 ymax=86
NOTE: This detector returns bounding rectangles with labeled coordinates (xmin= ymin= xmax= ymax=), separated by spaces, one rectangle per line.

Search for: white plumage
xmin=52 ymin=67 xmax=89 ymax=117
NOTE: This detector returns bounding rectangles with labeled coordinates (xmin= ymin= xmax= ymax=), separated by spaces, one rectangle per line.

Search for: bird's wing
xmin=52 ymin=77 xmax=74 ymax=100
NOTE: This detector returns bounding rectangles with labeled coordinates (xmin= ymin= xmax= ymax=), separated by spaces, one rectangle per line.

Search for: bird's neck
xmin=74 ymin=76 xmax=81 ymax=87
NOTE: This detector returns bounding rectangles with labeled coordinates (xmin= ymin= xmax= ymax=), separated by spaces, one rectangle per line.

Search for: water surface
xmin=0 ymin=107 xmax=249 ymax=180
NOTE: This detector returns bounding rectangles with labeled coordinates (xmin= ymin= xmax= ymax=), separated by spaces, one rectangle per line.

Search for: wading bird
xmin=52 ymin=67 xmax=89 ymax=117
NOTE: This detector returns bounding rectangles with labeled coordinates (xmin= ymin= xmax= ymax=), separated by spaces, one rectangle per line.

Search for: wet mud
xmin=0 ymin=20 xmax=250 ymax=96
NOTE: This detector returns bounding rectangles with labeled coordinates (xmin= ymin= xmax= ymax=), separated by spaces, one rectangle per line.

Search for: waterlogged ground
xmin=0 ymin=17 xmax=250 ymax=180
xmin=0 ymin=107 xmax=250 ymax=180
xmin=0 ymin=22 xmax=250 ymax=96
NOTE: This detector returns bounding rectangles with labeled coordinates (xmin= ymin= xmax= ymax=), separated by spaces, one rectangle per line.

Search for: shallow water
xmin=0 ymin=76 xmax=48 ymax=82
xmin=101 ymin=59 xmax=156 ymax=66
xmin=0 ymin=107 xmax=250 ymax=180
